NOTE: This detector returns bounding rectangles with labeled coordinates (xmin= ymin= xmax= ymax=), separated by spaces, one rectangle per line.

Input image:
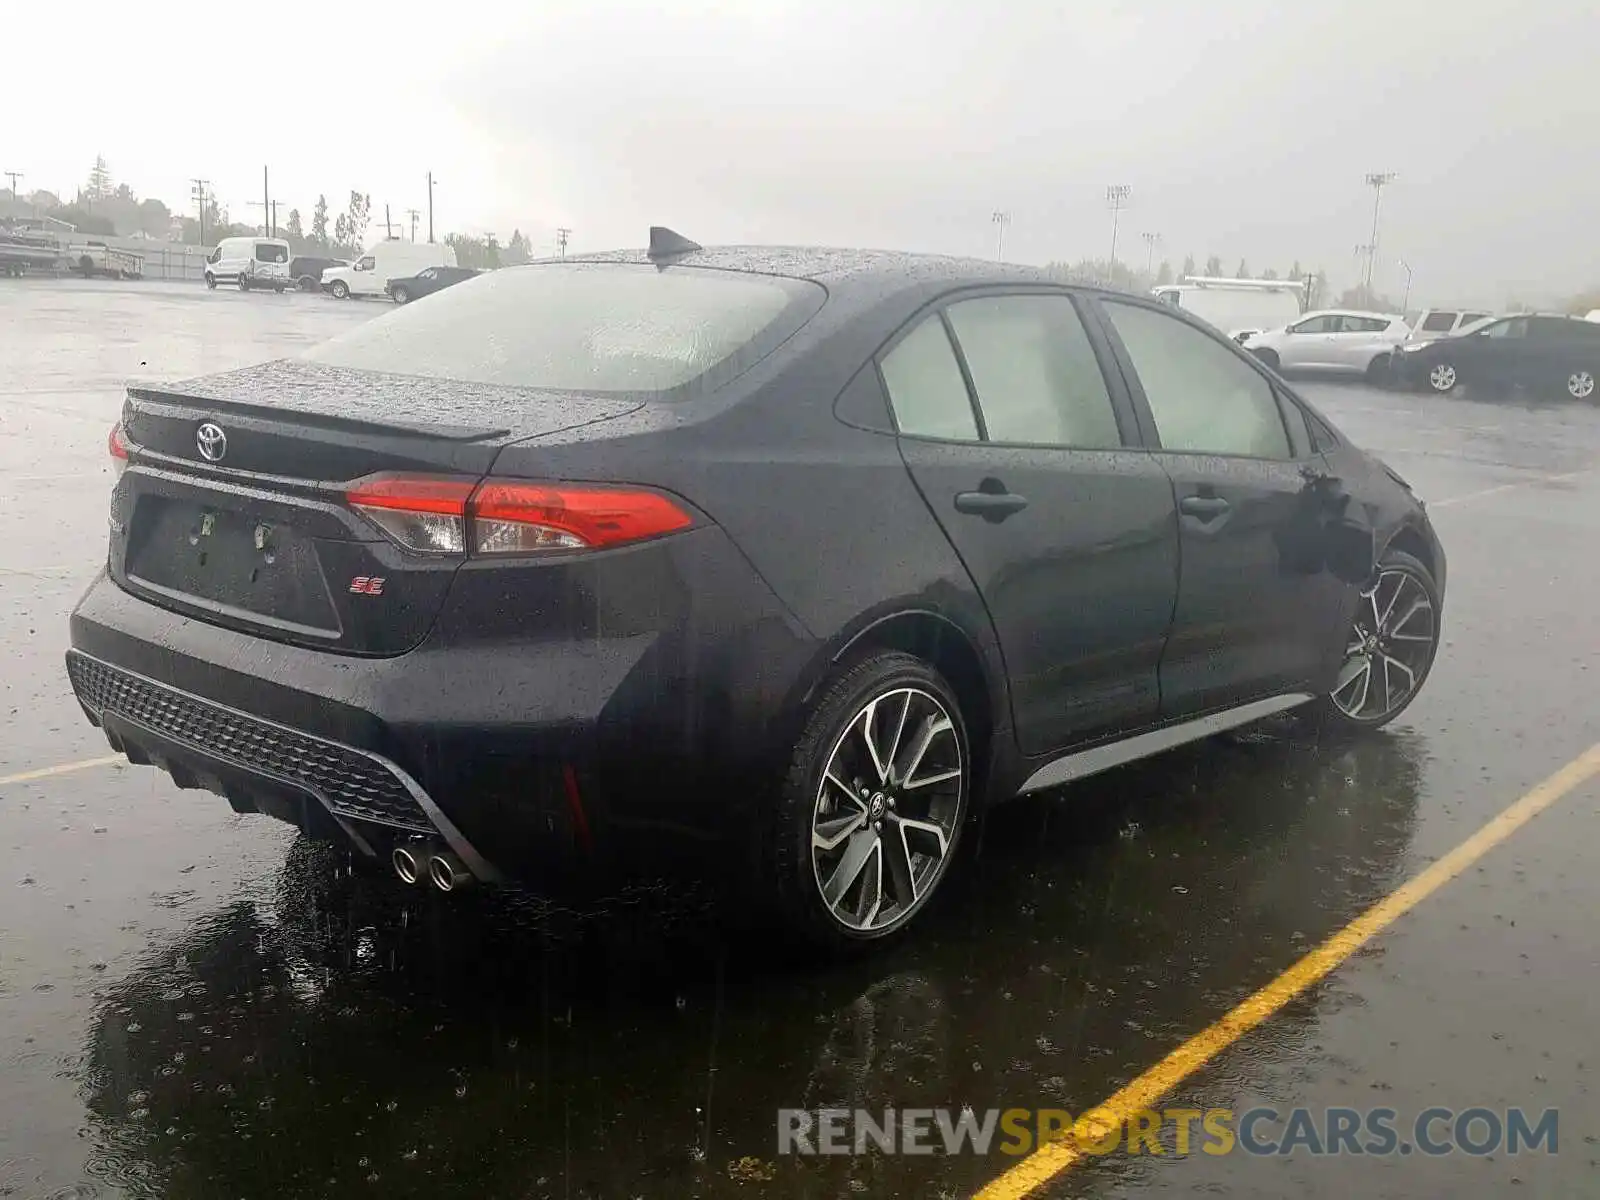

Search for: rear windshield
xmin=254 ymin=243 xmax=289 ymax=263
xmin=303 ymin=262 xmax=825 ymax=395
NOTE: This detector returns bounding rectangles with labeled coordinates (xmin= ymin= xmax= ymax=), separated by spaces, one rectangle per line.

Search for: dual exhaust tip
xmin=391 ymin=841 xmax=472 ymax=892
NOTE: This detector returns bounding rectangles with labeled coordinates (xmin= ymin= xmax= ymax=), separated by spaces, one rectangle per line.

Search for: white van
xmin=1151 ymin=278 xmax=1305 ymax=343
xmin=321 ymin=240 xmax=458 ymax=299
xmin=204 ymin=237 xmax=293 ymax=292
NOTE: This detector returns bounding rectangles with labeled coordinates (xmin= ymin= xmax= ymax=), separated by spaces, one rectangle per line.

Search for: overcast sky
xmin=8 ymin=0 xmax=1597 ymax=306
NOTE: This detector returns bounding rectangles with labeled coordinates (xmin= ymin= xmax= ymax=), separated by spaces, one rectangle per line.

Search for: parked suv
xmin=1404 ymin=308 xmax=1493 ymax=343
xmin=288 ymin=256 xmax=349 ymax=293
xmin=1394 ymin=313 xmax=1600 ymax=400
xmin=1243 ymin=310 xmax=1410 ymax=381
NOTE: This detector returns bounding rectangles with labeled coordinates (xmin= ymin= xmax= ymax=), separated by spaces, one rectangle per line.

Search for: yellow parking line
xmin=972 ymin=740 xmax=1600 ymax=1200
xmin=0 ymin=755 xmax=123 ymax=787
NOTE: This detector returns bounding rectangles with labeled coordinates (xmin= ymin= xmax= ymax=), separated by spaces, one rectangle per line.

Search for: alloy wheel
xmin=1428 ymin=363 xmax=1457 ymax=392
xmin=1568 ymin=370 xmax=1595 ymax=400
xmin=810 ymin=686 xmax=965 ymax=934
xmin=1331 ymin=568 xmax=1437 ymax=723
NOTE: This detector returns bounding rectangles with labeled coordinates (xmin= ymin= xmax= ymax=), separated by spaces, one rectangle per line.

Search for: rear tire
xmin=1564 ymin=368 xmax=1595 ymax=402
xmin=237 ymin=275 xmax=250 ymax=292
xmin=1301 ymin=548 xmax=1441 ymax=736
xmin=762 ymin=651 xmax=971 ymax=954
xmin=330 ymin=280 xmax=349 ymax=299
xmin=1253 ymin=348 xmax=1281 ymax=371
xmin=1365 ymin=353 xmax=1392 ymax=385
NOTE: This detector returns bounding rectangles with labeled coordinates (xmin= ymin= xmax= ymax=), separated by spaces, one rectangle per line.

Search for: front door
xmin=1093 ymin=297 xmax=1352 ymax=717
xmin=880 ymin=292 xmax=1179 ymax=755
xmin=1279 ymin=313 xmax=1339 ymax=369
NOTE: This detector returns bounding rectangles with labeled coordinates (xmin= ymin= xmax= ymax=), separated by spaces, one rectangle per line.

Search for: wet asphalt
xmin=2 ymin=279 xmax=1599 ymax=1199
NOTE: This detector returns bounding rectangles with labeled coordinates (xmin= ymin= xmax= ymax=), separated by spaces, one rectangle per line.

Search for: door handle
xmin=954 ymin=490 xmax=1029 ymax=520
xmin=1178 ymin=495 xmax=1230 ymax=518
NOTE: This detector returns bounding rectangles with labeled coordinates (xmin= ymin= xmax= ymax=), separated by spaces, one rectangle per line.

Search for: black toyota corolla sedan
xmin=68 ymin=229 xmax=1446 ymax=950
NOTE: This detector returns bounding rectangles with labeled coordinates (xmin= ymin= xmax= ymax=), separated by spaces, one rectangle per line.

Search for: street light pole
xmin=1363 ymin=171 xmax=1395 ymax=293
xmin=1106 ymin=185 xmax=1131 ymax=281
xmin=1141 ymin=231 xmax=1161 ymax=278
xmin=426 ymin=171 xmax=435 ymax=244
xmin=991 ymin=210 xmax=1011 ymax=261
xmin=1398 ymin=258 xmax=1414 ymax=311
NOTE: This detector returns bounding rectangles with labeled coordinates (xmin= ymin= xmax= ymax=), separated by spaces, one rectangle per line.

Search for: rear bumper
xmin=66 ymin=527 xmax=818 ymax=877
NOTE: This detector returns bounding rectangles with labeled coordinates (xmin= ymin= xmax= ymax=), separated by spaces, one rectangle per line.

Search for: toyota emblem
xmin=195 ymin=422 xmax=228 ymax=463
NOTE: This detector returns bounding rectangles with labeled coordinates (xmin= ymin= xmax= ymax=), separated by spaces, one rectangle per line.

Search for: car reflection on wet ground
xmin=3 ymin=281 xmax=1600 ymax=1199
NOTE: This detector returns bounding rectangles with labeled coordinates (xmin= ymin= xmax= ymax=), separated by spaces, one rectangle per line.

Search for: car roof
xmin=1307 ymin=308 xmax=1401 ymax=320
xmin=562 ymin=243 xmax=1058 ymax=292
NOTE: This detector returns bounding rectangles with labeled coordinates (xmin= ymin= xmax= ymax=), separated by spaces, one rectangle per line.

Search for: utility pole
xmin=1141 ymin=231 xmax=1161 ymax=277
xmin=1106 ymin=185 xmax=1132 ymax=282
xmin=270 ymin=200 xmax=278 ymax=238
xmin=3 ymin=170 xmax=21 ymax=202
xmin=426 ymin=171 xmax=435 ymax=243
xmin=384 ymin=203 xmax=393 ymax=240
xmin=405 ymin=208 xmax=420 ymax=242
xmin=556 ymin=227 xmax=571 ymax=257
xmin=990 ymin=210 xmax=1011 ymax=261
xmin=1363 ymin=171 xmax=1395 ymax=294
xmin=262 ymin=166 xmax=270 ymax=238
xmin=191 ymin=178 xmax=211 ymax=245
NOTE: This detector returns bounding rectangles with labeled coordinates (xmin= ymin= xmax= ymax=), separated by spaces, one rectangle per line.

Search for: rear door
xmin=1325 ymin=314 xmax=1392 ymax=370
xmin=1093 ymin=297 xmax=1353 ymax=717
xmin=882 ymin=291 xmax=1179 ymax=755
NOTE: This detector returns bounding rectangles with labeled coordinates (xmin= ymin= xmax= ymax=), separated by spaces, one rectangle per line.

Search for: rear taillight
xmin=108 ymin=421 xmax=130 ymax=476
xmin=346 ymin=474 xmax=694 ymax=557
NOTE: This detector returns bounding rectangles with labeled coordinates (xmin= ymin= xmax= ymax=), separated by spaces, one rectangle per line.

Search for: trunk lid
xmin=113 ymin=359 xmax=640 ymax=656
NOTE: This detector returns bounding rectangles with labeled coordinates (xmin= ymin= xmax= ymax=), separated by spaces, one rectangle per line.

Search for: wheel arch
xmin=804 ymin=607 xmax=1007 ymax=798
xmin=1383 ymin=522 xmax=1438 ymax=580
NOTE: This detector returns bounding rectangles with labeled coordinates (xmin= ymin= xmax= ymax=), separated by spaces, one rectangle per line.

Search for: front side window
xmin=1292 ymin=315 xmax=1336 ymax=334
xmin=879 ymin=316 xmax=980 ymax=440
xmin=944 ymin=294 xmax=1121 ymax=448
xmin=418 ymin=268 xmax=435 ymax=280
xmin=357 ymin=256 xmax=374 ymax=271
xmin=1102 ymin=300 xmax=1291 ymax=460
xmin=1481 ymin=317 xmax=1528 ymax=339
xmin=305 ymin=262 xmax=824 ymax=395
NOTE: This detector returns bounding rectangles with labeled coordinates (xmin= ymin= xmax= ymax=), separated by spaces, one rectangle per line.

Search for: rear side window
xmin=1461 ymin=312 xmax=1489 ymax=326
xmin=879 ymin=317 xmax=980 ymax=440
xmin=1102 ymin=300 xmax=1291 ymax=460
xmin=944 ymin=294 xmax=1121 ymax=448
xmin=1421 ymin=311 xmax=1458 ymax=332
xmin=1293 ymin=315 xmax=1336 ymax=333
xmin=305 ymin=262 xmax=825 ymax=396
xmin=1346 ymin=316 xmax=1392 ymax=333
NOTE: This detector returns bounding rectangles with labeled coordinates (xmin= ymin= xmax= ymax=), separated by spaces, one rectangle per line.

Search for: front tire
xmin=1307 ymin=548 xmax=1441 ymax=734
xmin=764 ymin=651 xmax=971 ymax=952
xmin=1565 ymin=368 xmax=1595 ymax=402
xmin=391 ymin=285 xmax=410 ymax=304
xmin=1365 ymin=353 xmax=1392 ymax=385
xmin=1427 ymin=362 xmax=1458 ymax=393
xmin=329 ymin=280 xmax=349 ymax=299
xmin=204 ymin=272 xmax=216 ymax=290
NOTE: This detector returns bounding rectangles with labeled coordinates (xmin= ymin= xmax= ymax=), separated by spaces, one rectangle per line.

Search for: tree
xmin=1181 ymin=253 xmax=1196 ymax=279
xmin=505 ymin=229 xmax=531 ymax=266
xmin=137 ymin=198 xmax=172 ymax=238
xmin=343 ymin=191 xmax=371 ymax=251
xmin=1289 ymin=260 xmax=1303 ymax=282
xmin=1203 ymin=254 xmax=1223 ymax=277
xmin=1310 ymin=269 xmax=1329 ymax=308
xmin=1155 ymin=259 xmax=1173 ymax=286
xmin=114 ymin=183 xmax=135 ymax=202
xmin=85 ymin=155 xmax=113 ymax=202
xmin=310 ymin=194 xmax=329 ymax=247
xmin=1235 ymin=259 xmax=1249 ymax=279
xmin=285 ymin=208 xmax=304 ymax=245
xmin=333 ymin=213 xmax=349 ymax=248
xmin=1260 ymin=267 xmax=1279 ymax=281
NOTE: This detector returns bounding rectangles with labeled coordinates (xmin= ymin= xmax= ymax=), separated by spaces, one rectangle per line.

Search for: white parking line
xmin=1431 ymin=465 xmax=1593 ymax=509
